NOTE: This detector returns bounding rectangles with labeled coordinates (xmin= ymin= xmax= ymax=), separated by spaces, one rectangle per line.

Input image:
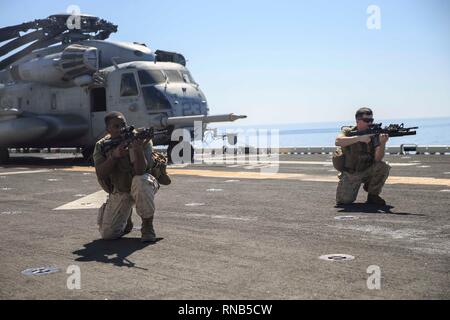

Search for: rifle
xmin=100 ymin=126 xmax=166 ymax=154
xmin=346 ymin=123 xmax=418 ymax=147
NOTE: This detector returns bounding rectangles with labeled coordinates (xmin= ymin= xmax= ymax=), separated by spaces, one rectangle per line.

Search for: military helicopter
xmin=0 ymin=14 xmax=246 ymax=164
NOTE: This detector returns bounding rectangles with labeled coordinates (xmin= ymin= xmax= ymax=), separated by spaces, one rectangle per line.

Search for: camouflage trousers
xmin=97 ymin=174 xmax=160 ymax=240
xmin=336 ymin=161 xmax=391 ymax=205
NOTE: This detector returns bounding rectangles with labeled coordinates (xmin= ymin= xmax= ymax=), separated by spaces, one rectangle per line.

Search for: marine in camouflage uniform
xmin=335 ymin=107 xmax=391 ymax=206
xmin=93 ymin=112 xmax=159 ymax=242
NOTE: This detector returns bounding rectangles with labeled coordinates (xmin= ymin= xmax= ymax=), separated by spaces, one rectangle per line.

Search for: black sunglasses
xmin=360 ymin=118 xmax=374 ymax=123
xmin=112 ymin=122 xmax=126 ymax=129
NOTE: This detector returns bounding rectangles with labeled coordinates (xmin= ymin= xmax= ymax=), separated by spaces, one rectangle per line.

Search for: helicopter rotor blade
xmin=0 ymin=15 xmax=118 ymax=70
xmin=0 ymin=19 xmax=50 ymax=43
xmin=0 ymin=26 xmax=21 ymax=43
xmin=0 ymin=30 xmax=64 ymax=70
xmin=0 ymin=30 xmax=46 ymax=58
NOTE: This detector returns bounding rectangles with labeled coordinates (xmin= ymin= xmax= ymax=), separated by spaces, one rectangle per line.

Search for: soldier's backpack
xmin=332 ymin=147 xmax=345 ymax=172
xmin=151 ymin=151 xmax=171 ymax=185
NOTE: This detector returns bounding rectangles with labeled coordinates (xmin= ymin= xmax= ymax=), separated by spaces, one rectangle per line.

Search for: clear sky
xmin=1 ymin=0 xmax=449 ymax=125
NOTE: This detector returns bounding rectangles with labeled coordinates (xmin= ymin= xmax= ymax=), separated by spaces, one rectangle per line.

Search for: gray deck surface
xmin=0 ymin=153 xmax=449 ymax=299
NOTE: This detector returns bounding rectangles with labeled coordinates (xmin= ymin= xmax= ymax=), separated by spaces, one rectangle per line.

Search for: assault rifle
xmin=101 ymin=126 xmax=166 ymax=154
xmin=347 ymin=123 xmax=418 ymax=147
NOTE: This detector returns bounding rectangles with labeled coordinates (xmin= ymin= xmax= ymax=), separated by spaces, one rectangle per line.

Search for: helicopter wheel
xmin=82 ymin=147 xmax=94 ymax=164
xmin=0 ymin=148 xmax=10 ymax=164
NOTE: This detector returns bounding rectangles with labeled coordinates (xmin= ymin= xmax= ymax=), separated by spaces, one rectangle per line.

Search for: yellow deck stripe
xmin=56 ymin=166 xmax=450 ymax=187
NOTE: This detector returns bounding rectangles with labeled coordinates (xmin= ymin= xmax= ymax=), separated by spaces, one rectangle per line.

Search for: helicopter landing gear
xmin=167 ymin=141 xmax=194 ymax=164
xmin=0 ymin=148 xmax=10 ymax=164
xmin=82 ymin=146 xmax=94 ymax=163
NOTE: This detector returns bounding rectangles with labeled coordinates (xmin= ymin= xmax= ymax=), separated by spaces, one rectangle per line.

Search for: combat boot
xmin=367 ymin=194 xmax=386 ymax=206
xmin=141 ymin=217 xmax=156 ymax=243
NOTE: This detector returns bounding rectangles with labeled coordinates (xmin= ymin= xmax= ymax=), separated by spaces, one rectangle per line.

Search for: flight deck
xmin=0 ymin=152 xmax=449 ymax=299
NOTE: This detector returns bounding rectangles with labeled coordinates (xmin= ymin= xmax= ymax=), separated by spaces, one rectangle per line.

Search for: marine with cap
xmin=334 ymin=107 xmax=391 ymax=206
xmin=93 ymin=111 xmax=160 ymax=242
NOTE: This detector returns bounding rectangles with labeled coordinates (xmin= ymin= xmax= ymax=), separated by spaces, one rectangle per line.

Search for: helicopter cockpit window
xmin=163 ymin=70 xmax=184 ymax=83
xmin=142 ymin=86 xmax=171 ymax=111
xmin=120 ymin=73 xmax=139 ymax=97
xmin=138 ymin=70 xmax=165 ymax=86
xmin=181 ymin=70 xmax=197 ymax=84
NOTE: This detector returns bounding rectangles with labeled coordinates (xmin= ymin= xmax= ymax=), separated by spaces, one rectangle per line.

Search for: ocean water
xmin=214 ymin=117 xmax=450 ymax=147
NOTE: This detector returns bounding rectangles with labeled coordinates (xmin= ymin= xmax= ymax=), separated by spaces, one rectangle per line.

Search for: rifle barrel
xmin=388 ymin=131 xmax=417 ymax=137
